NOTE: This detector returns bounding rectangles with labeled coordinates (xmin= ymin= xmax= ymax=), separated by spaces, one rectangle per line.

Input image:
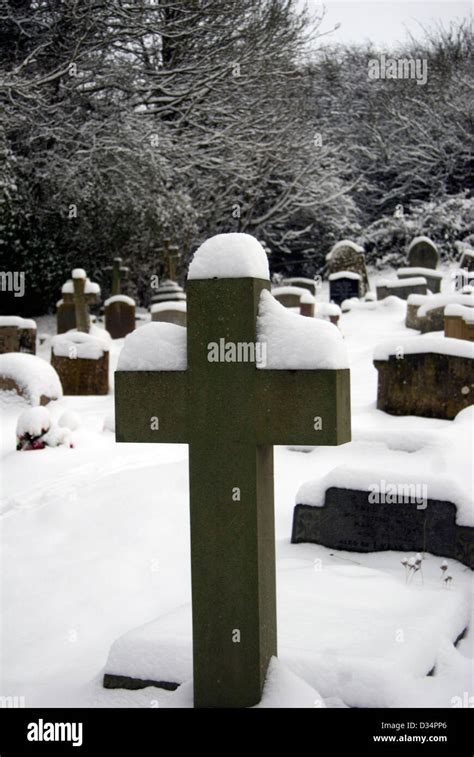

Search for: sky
xmin=301 ymin=1 xmax=472 ymax=47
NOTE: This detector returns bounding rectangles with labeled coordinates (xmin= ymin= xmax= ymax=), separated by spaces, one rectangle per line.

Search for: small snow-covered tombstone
xmin=282 ymin=277 xmax=318 ymax=296
xmin=0 ymin=316 xmax=37 ymax=355
xmin=110 ymin=232 xmax=351 ymax=708
xmin=459 ymin=248 xmax=474 ymax=273
xmin=407 ymin=236 xmax=439 ymax=270
xmin=326 ymin=240 xmax=370 ymax=296
xmin=105 ymin=295 xmax=136 ymax=339
xmin=329 ymin=271 xmax=361 ymax=305
xmin=16 ymin=407 xmax=73 ymax=450
xmin=104 ymin=256 xmax=129 ymax=296
xmin=376 ymin=277 xmax=427 ymax=302
xmin=270 ymin=285 xmax=308 ymax=308
xmin=409 ymin=291 xmax=474 ymax=333
xmin=373 ymin=335 xmax=474 ymax=420
xmin=51 ymin=331 xmax=109 ymax=395
xmin=0 ymin=353 xmax=62 ymax=405
xmin=397 ymin=267 xmax=443 ymax=294
xmin=150 ymin=301 xmax=187 ymax=326
xmin=56 ymin=269 xmax=101 ymax=334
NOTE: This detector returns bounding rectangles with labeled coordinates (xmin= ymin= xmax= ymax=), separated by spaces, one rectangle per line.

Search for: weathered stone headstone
xmin=407 ymin=236 xmax=439 ymax=270
xmin=374 ymin=337 xmax=473 ymax=419
xmin=112 ymin=233 xmax=351 ymax=708
xmin=326 ymin=240 xmax=369 ymax=296
xmin=329 ymin=272 xmax=361 ymax=305
xmin=444 ymin=305 xmax=474 ymax=342
xmin=51 ymin=332 xmax=109 ymax=395
xmin=104 ymin=257 xmax=129 ymax=296
xmin=397 ymin=267 xmax=443 ymax=294
xmin=150 ymin=301 xmax=187 ymax=326
xmin=376 ymin=277 xmax=427 ymax=301
xmin=0 ymin=316 xmax=36 ymax=354
xmin=105 ymin=295 xmax=136 ymax=339
xmin=292 ymin=472 xmax=473 ymax=569
xmin=57 ymin=270 xmax=101 ymax=334
xmin=271 ymin=285 xmax=309 ymax=308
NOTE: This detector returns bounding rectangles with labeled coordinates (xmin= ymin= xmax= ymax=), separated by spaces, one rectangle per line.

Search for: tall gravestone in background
xmin=0 ymin=316 xmax=37 ymax=354
xmin=104 ymin=257 xmax=135 ymax=339
xmin=113 ymin=233 xmax=351 ymax=708
xmin=407 ymin=236 xmax=439 ymax=270
xmin=326 ymin=240 xmax=369 ymax=297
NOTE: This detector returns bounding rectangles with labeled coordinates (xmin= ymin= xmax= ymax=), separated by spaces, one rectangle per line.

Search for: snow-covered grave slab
xmin=103 ymin=555 xmax=469 ymax=708
xmin=151 ymin=300 xmax=187 ymax=326
xmin=51 ymin=330 xmax=110 ymax=396
xmin=0 ymin=315 xmax=37 ymax=355
xmin=112 ymin=231 xmax=351 ymax=708
xmin=0 ymin=352 xmax=62 ymax=406
xmin=373 ymin=335 xmax=474 ymax=420
xmin=407 ymin=236 xmax=439 ymax=270
xmin=329 ymin=271 xmax=361 ymax=305
xmin=292 ymin=465 xmax=473 ymax=569
xmin=397 ymin=266 xmax=443 ymax=293
xmin=377 ymin=277 xmax=428 ymax=301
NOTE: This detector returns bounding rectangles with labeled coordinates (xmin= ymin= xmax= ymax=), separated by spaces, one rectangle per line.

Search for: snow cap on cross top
xmin=187 ymin=233 xmax=270 ymax=281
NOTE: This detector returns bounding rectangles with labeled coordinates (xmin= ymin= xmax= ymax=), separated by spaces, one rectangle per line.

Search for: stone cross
xmin=105 ymin=257 xmax=129 ymax=296
xmin=159 ymin=239 xmax=180 ymax=281
xmin=114 ymin=246 xmax=351 ymax=708
xmin=72 ymin=270 xmax=90 ymax=333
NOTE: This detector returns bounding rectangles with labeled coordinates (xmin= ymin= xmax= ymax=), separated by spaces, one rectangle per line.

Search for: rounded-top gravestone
xmin=407 ymin=236 xmax=439 ymax=270
xmin=326 ymin=240 xmax=369 ymax=296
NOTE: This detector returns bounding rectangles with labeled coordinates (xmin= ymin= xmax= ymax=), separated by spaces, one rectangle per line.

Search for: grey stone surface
xmin=327 ymin=243 xmax=369 ymax=295
xmin=408 ymin=238 xmax=439 ymax=269
xmin=292 ymin=489 xmax=473 ymax=568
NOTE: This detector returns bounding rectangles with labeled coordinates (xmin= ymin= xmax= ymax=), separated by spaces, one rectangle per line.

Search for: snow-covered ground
xmin=0 ymin=267 xmax=472 ymax=708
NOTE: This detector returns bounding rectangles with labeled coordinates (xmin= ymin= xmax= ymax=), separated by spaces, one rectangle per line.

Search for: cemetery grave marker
xmin=113 ymin=233 xmax=351 ymax=708
xmin=291 ymin=468 xmax=473 ymax=569
xmin=159 ymin=238 xmax=181 ymax=282
xmin=397 ymin=267 xmax=443 ymax=294
xmin=271 ymin=285 xmax=308 ymax=308
xmin=407 ymin=292 xmax=474 ymax=333
xmin=376 ymin=277 xmax=427 ymax=301
xmin=329 ymin=272 xmax=361 ymax=305
xmin=444 ymin=305 xmax=474 ymax=342
xmin=282 ymin=277 xmax=318 ymax=296
xmin=105 ymin=295 xmax=136 ymax=339
xmin=459 ymin=248 xmax=474 ymax=273
xmin=56 ymin=270 xmax=101 ymax=334
xmin=0 ymin=316 xmax=36 ymax=355
xmin=374 ymin=336 xmax=473 ymax=420
xmin=104 ymin=257 xmax=129 ymax=296
xmin=326 ymin=240 xmax=369 ymax=296
xmin=299 ymin=292 xmax=315 ymax=318
xmin=407 ymin=236 xmax=439 ymax=270
xmin=151 ymin=301 xmax=187 ymax=326
xmin=150 ymin=279 xmax=186 ymax=305
xmin=0 ymin=353 xmax=62 ymax=405
xmin=51 ymin=331 xmax=109 ymax=396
